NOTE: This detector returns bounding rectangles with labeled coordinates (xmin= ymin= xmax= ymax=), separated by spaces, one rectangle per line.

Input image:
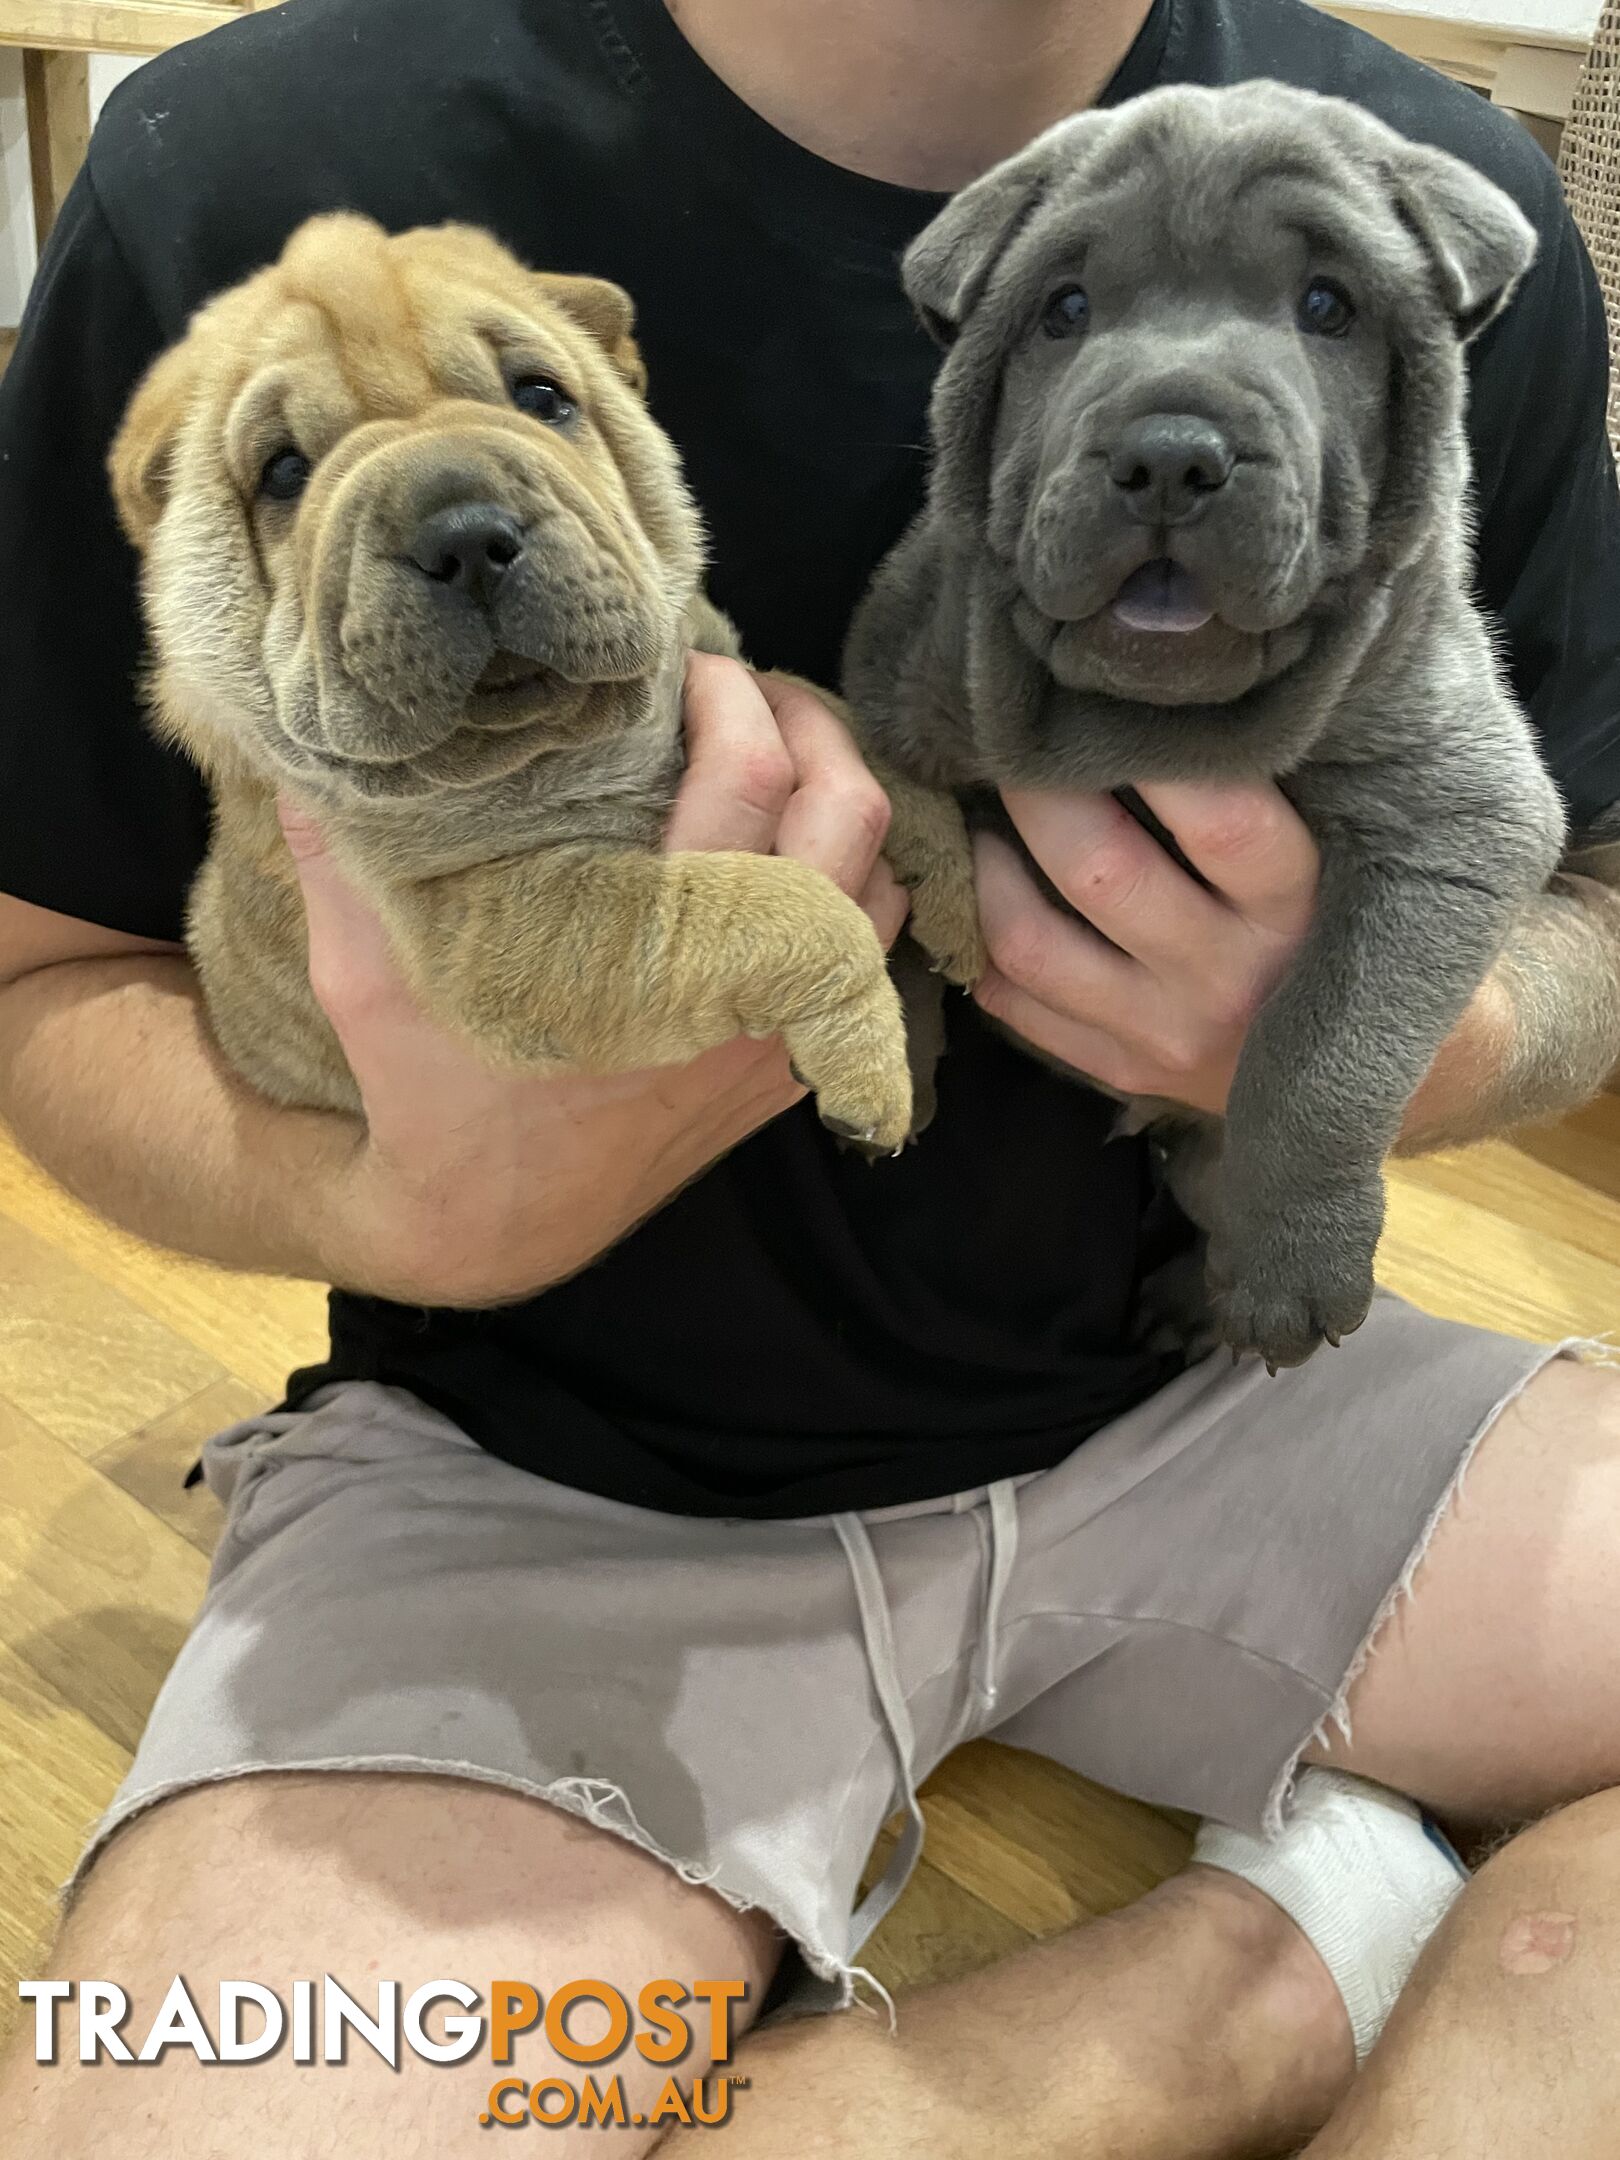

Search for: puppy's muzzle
xmin=409 ymin=501 xmax=526 ymax=610
xmin=1107 ymin=414 xmax=1235 ymax=527
xmin=285 ymin=416 xmax=673 ymax=771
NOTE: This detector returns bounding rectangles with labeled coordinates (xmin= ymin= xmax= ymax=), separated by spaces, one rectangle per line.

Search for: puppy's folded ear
xmin=108 ymin=338 xmax=202 ymax=550
xmin=904 ymin=112 xmax=1110 ymax=346
xmin=1388 ymin=145 xmax=1537 ymax=341
xmin=534 ymin=273 xmax=648 ymax=395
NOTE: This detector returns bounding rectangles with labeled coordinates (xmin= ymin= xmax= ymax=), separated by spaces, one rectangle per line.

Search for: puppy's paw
xmin=1211 ymin=1251 xmax=1375 ymax=1371
xmin=1209 ymin=1190 xmax=1380 ymax=1372
xmin=909 ymin=866 xmax=987 ymax=989
xmin=784 ymin=973 xmax=914 ymax=1157
xmin=804 ymin=1060 xmax=914 ymax=1156
xmin=881 ymin=782 xmax=985 ymax=987
xmin=831 ymin=1051 xmax=937 ymax=1161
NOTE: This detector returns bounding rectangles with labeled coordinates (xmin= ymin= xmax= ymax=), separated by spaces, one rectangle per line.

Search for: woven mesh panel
xmin=1560 ymin=0 xmax=1620 ymax=461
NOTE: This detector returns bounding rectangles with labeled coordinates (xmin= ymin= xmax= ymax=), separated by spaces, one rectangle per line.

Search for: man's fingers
xmin=667 ymin=653 xmax=796 ymax=855
xmin=972 ymin=968 xmax=1133 ymax=1093
xmin=1134 ymin=780 xmax=1318 ymax=936
xmin=1000 ymin=785 xmax=1232 ymax=973
xmin=276 ymin=793 xmax=404 ymax=1026
xmin=760 ymin=674 xmax=893 ymax=897
xmin=275 ymin=796 xmax=327 ymax=865
xmin=975 ymin=828 xmax=1143 ymax=1020
xmin=858 ymin=859 xmax=910 ymax=950
xmin=668 ymin=662 xmax=894 ymax=900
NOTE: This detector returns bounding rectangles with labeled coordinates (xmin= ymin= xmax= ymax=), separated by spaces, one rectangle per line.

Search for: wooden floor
xmin=1 ymin=1097 xmax=1617 ymax=2029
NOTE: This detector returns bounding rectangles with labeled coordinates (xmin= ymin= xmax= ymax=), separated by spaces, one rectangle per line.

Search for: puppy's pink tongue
xmin=1109 ymin=560 xmax=1213 ymax=634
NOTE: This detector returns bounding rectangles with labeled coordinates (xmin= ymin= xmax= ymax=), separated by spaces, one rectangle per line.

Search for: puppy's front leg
xmin=1210 ymin=840 xmax=1519 ymax=1369
xmin=389 ymin=844 xmax=913 ymax=1149
xmin=878 ymin=770 xmax=987 ymax=989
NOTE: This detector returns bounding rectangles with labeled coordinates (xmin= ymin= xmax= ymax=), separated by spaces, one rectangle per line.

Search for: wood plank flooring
xmin=1 ymin=1097 xmax=1616 ymax=2024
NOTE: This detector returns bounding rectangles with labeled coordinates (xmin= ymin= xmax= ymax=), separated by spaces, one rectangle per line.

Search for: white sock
xmin=1193 ymin=1766 xmax=1468 ymax=2063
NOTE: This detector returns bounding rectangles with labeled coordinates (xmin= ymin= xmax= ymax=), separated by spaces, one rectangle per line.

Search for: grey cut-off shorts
xmin=84 ymin=1293 xmax=1569 ymax=2005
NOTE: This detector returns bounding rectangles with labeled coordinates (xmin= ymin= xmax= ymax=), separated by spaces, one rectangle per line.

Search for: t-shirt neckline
xmin=582 ymin=0 xmax=1178 ymax=253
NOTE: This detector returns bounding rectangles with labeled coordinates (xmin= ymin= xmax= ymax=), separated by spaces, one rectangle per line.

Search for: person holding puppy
xmin=2 ymin=1 xmax=1619 ymax=2156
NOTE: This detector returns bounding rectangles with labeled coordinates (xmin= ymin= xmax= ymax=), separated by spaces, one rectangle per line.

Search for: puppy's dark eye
xmin=1298 ymin=280 xmax=1355 ymax=337
xmin=1041 ymin=285 xmax=1090 ymax=339
xmin=512 ymin=376 xmax=575 ymax=424
xmin=258 ymin=448 xmax=312 ymax=502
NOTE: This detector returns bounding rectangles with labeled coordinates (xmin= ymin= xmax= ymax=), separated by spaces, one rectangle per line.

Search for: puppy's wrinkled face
xmin=112 ymin=216 xmax=704 ymax=797
xmin=910 ymin=83 xmax=1536 ymax=713
xmin=994 ymin=165 xmax=1394 ymax=705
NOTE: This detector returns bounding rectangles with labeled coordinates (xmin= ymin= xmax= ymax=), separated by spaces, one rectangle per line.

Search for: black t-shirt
xmin=3 ymin=0 xmax=1618 ymax=1515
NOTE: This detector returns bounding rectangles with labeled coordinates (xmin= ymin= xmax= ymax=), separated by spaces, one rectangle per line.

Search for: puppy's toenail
xmin=822 ymin=1116 xmax=876 ymax=1143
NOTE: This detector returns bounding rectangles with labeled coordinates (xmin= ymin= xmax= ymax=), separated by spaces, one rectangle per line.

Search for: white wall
xmin=0 ymin=51 xmax=33 ymax=325
xmin=1 ymin=51 xmax=143 ymax=325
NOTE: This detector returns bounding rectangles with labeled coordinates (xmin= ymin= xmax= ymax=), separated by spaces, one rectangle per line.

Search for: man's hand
xmin=285 ymin=655 xmax=905 ymax=1308
xmin=970 ymin=778 xmax=1534 ymax=1142
xmin=972 ymin=781 xmax=1319 ymax=1114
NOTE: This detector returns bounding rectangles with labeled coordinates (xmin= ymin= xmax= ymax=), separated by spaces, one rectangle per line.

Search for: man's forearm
xmin=0 ymin=949 xmax=798 ymax=1306
xmin=1402 ymin=855 xmax=1620 ymax=1152
xmin=0 ymin=954 xmax=357 ymax=1281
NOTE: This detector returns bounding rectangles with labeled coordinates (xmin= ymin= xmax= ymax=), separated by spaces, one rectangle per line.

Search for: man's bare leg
xmin=1274 ymin=1353 xmax=1620 ymax=2155
xmin=4 ymin=1772 xmax=780 ymax=2159
xmin=1310 ymin=1357 xmax=1620 ymax=1821
xmin=672 ymin=1866 xmax=1352 ymax=2160
xmin=687 ymin=1357 xmax=1620 ymax=2160
xmin=1299 ymin=1789 xmax=1620 ymax=2156
xmin=5 ymin=1777 xmax=1359 ymax=2160
xmin=18 ymin=1363 xmax=1616 ymax=2160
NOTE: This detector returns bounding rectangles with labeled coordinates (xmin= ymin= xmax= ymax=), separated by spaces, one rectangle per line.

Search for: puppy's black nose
xmin=409 ymin=503 xmax=524 ymax=608
xmin=1107 ymin=417 xmax=1234 ymax=525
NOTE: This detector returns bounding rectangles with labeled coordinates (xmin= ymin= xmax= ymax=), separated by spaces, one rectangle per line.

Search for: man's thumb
xmin=275 ymin=793 xmax=329 ymax=867
xmin=277 ymin=793 xmax=349 ymax=938
xmin=275 ymin=792 xmax=397 ymax=1014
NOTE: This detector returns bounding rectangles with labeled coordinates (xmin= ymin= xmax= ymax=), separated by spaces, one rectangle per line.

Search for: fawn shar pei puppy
xmin=844 ymin=81 xmax=1568 ymax=1369
xmin=110 ymin=215 xmax=937 ymax=1154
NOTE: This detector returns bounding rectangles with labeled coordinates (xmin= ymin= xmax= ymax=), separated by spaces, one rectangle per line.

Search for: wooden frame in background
xmin=2 ymin=0 xmax=280 ymax=254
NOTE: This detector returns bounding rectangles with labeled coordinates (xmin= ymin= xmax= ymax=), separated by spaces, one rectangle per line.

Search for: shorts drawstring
xmin=833 ymin=1512 xmax=926 ymax=1954
xmin=834 ymin=1478 xmax=1023 ymax=1952
xmin=975 ymin=1479 xmax=1020 ymax=1710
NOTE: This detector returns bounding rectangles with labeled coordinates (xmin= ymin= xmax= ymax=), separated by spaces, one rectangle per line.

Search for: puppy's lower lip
xmin=1108 ymin=560 xmax=1214 ymax=635
xmin=473 ymin=650 xmax=547 ymax=695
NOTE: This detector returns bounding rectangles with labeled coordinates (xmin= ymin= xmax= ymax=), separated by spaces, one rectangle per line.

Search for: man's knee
xmin=1483 ymin=1787 xmax=1620 ymax=1875
xmin=5 ymin=1771 xmax=780 ymax=2159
